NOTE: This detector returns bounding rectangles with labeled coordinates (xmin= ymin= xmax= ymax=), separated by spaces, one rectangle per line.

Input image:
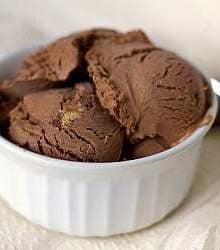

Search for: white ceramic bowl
xmin=0 ymin=47 xmax=218 ymax=237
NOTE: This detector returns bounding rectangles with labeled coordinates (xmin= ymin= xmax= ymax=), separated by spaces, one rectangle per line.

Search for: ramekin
xmin=0 ymin=47 xmax=218 ymax=237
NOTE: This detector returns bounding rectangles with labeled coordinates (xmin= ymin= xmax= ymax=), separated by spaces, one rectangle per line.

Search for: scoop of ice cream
xmin=16 ymin=29 xmax=118 ymax=82
xmin=86 ymin=33 xmax=206 ymax=146
xmin=8 ymin=82 xmax=124 ymax=162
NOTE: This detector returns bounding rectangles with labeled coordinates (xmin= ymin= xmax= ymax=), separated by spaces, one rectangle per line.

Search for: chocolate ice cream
xmin=86 ymin=32 xmax=206 ymax=148
xmin=0 ymin=79 xmax=66 ymax=123
xmin=129 ymin=137 xmax=169 ymax=159
xmin=9 ymin=83 xmax=124 ymax=162
xmin=0 ymin=28 xmax=209 ymax=161
xmin=16 ymin=29 xmax=118 ymax=82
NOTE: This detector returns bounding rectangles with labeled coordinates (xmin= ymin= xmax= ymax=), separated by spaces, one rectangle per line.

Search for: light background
xmin=0 ymin=0 xmax=220 ymax=249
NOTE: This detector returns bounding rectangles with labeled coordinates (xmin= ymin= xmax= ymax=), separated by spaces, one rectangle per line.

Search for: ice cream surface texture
xmin=0 ymin=28 xmax=208 ymax=162
xmin=9 ymin=83 xmax=124 ymax=162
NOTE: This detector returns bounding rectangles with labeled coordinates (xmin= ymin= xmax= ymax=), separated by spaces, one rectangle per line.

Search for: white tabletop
xmin=0 ymin=0 xmax=220 ymax=249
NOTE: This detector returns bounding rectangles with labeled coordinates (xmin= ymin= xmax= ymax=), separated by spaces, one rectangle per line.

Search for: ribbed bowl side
xmin=0 ymin=140 xmax=202 ymax=236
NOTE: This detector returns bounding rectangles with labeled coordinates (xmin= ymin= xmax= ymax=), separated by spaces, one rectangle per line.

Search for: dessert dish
xmin=0 ymin=28 xmax=210 ymax=162
xmin=0 ymin=28 xmax=217 ymax=236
